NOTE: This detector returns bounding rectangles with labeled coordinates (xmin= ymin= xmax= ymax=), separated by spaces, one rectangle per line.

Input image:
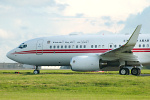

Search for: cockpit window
xmin=18 ymin=43 xmax=27 ymax=49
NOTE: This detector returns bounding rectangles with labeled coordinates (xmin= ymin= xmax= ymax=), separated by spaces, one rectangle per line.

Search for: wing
xmin=100 ymin=25 xmax=142 ymax=64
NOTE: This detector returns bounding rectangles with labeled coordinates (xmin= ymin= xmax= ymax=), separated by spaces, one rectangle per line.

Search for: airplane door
xmin=36 ymin=40 xmax=44 ymax=55
xmin=108 ymin=43 xmax=114 ymax=51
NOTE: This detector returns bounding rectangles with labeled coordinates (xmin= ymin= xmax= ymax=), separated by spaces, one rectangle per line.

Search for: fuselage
xmin=7 ymin=34 xmax=150 ymax=66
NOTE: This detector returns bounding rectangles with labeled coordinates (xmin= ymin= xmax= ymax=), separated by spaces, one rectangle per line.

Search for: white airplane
xmin=7 ymin=25 xmax=149 ymax=75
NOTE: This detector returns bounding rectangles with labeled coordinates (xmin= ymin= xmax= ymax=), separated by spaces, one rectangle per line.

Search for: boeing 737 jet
xmin=7 ymin=25 xmax=149 ymax=75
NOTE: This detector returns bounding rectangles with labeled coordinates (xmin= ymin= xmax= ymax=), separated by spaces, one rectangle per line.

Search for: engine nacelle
xmin=70 ymin=56 xmax=99 ymax=71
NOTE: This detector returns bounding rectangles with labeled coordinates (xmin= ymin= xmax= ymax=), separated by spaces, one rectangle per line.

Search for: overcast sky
xmin=1 ymin=0 xmax=150 ymax=63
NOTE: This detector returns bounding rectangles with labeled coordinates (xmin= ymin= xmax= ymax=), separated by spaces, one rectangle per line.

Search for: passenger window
xmin=53 ymin=45 xmax=56 ymax=49
xmin=65 ymin=45 xmax=67 ymax=48
xmin=57 ymin=45 xmax=59 ymax=48
xmin=114 ymin=45 xmax=117 ymax=48
xmin=139 ymin=44 xmax=141 ymax=47
xmin=91 ymin=45 xmax=93 ymax=48
xmin=95 ymin=45 xmax=97 ymax=48
xmin=119 ymin=45 xmax=121 ymax=47
xmin=50 ymin=45 xmax=52 ymax=49
xmin=61 ymin=45 xmax=63 ymax=48
xmin=143 ymin=44 xmax=145 ymax=47
xmin=110 ymin=45 xmax=112 ymax=48
xmin=68 ymin=45 xmax=71 ymax=48
xmin=80 ymin=45 xmax=82 ymax=48
xmin=142 ymin=39 xmax=144 ymax=42
xmin=147 ymin=39 xmax=149 ymax=42
xmin=84 ymin=45 xmax=86 ymax=48
xmin=76 ymin=45 xmax=78 ymax=48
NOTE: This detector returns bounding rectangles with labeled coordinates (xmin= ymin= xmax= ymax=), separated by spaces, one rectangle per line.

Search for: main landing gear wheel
xmin=119 ymin=68 xmax=129 ymax=75
xmin=131 ymin=68 xmax=141 ymax=76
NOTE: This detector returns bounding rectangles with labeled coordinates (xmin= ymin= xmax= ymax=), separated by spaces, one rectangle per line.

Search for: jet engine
xmin=70 ymin=56 xmax=99 ymax=71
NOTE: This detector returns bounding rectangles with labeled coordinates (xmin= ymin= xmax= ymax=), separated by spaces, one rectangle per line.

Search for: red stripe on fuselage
xmin=12 ymin=48 xmax=150 ymax=54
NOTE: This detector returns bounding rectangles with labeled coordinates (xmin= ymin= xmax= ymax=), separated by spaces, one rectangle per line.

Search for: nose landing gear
xmin=33 ymin=66 xmax=40 ymax=74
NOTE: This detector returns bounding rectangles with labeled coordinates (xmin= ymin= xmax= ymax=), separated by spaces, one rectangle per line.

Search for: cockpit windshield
xmin=18 ymin=43 xmax=27 ymax=49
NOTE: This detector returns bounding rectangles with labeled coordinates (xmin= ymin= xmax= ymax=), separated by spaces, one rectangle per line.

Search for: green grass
xmin=0 ymin=70 xmax=150 ymax=100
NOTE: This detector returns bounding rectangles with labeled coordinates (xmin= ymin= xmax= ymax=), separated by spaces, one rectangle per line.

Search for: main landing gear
xmin=131 ymin=68 xmax=141 ymax=76
xmin=119 ymin=67 xmax=141 ymax=76
xmin=119 ymin=68 xmax=129 ymax=75
xmin=33 ymin=66 xmax=40 ymax=74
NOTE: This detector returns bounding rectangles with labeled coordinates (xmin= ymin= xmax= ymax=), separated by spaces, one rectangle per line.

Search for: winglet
xmin=125 ymin=25 xmax=142 ymax=47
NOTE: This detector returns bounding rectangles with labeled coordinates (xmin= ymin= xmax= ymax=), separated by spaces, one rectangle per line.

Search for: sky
xmin=1 ymin=0 xmax=150 ymax=63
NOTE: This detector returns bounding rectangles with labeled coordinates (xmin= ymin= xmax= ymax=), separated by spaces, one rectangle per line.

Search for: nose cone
xmin=6 ymin=49 xmax=23 ymax=63
xmin=6 ymin=50 xmax=13 ymax=60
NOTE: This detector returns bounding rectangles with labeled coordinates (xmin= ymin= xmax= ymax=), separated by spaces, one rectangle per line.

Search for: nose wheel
xmin=33 ymin=66 xmax=40 ymax=74
xmin=33 ymin=70 xmax=40 ymax=74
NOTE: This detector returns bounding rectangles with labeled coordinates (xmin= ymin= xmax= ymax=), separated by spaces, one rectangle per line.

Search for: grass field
xmin=0 ymin=70 xmax=150 ymax=100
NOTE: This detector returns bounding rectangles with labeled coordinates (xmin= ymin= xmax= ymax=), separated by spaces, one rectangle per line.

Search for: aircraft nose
xmin=6 ymin=49 xmax=22 ymax=63
xmin=6 ymin=51 xmax=12 ymax=59
xmin=6 ymin=50 xmax=15 ymax=60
